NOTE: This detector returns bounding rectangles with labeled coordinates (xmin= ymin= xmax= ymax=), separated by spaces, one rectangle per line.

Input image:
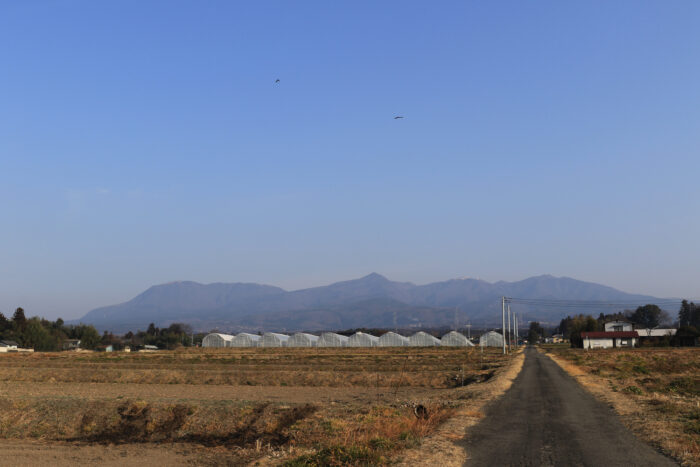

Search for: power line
xmin=504 ymin=297 xmax=685 ymax=309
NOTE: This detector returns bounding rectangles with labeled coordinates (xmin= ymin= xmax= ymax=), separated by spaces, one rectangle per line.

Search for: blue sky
xmin=1 ymin=1 xmax=699 ymax=319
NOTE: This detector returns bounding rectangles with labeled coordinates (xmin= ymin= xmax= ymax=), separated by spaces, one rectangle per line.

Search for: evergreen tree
xmin=12 ymin=307 xmax=26 ymax=331
xmin=629 ymin=304 xmax=662 ymax=328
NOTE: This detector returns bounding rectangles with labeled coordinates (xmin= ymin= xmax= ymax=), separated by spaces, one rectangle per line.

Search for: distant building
xmin=63 ymin=339 xmax=81 ymax=350
xmin=378 ymin=332 xmax=409 ymax=347
xmin=441 ymin=331 xmax=474 ymax=347
xmin=230 ymin=333 xmax=261 ymax=348
xmin=347 ymin=332 xmax=379 ymax=347
xmin=287 ymin=333 xmax=319 ymax=347
xmin=634 ymin=327 xmax=677 ymax=338
xmin=202 ymin=333 xmax=235 ymax=348
xmin=260 ymin=332 xmax=290 ymax=347
xmin=544 ymin=334 xmax=566 ymax=344
xmin=317 ymin=332 xmax=349 ymax=347
xmin=408 ymin=332 xmax=441 ymax=347
xmin=604 ymin=321 xmax=633 ymax=332
xmin=479 ymin=331 xmax=504 ymax=347
xmin=581 ymin=331 xmax=638 ymax=349
xmin=0 ymin=340 xmax=18 ymax=352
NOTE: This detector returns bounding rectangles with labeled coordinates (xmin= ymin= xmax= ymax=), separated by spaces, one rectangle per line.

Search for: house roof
xmin=0 ymin=340 xmax=18 ymax=346
xmin=582 ymin=331 xmax=639 ymax=339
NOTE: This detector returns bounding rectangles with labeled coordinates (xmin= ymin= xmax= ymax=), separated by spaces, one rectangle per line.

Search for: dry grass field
xmin=543 ymin=345 xmax=700 ymax=466
xmin=0 ymin=346 xmax=514 ymax=465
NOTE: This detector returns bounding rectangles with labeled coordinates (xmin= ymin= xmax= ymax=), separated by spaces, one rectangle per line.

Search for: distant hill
xmin=74 ymin=273 xmax=663 ymax=333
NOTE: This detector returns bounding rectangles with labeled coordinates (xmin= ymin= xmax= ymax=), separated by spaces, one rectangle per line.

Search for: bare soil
xmin=0 ymin=380 xmax=437 ymax=404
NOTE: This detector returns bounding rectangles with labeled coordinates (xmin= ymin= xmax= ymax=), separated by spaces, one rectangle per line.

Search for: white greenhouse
xmin=378 ymin=332 xmax=409 ymax=347
xmin=409 ymin=331 xmax=441 ymax=347
xmin=287 ymin=333 xmax=319 ymax=347
xmin=441 ymin=331 xmax=474 ymax=347
xmin=230 ymin=333 xmax=262 ymax=347
xmin=479 ymin=331 xmax=504 ymax=347
xmin=260 ymin=332 xmax=290 ymax=347
xmin=347 ymin=332 xmax=379 ymax=347
xmin=202 ymin=333 xmax=235 ymax=348
xmin=317 ymin=332 xmax=349 ymax=347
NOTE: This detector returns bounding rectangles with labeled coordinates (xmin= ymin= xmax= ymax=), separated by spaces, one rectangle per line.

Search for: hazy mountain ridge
xmin=73 ymin=273 xmax=663 ymax=333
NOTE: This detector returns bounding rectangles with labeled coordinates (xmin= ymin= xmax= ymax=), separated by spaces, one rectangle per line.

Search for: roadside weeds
xmin=393 ymin=348 xmax=526 ymax=467
xmin=543 ymin=348 xmax=699 ymax=466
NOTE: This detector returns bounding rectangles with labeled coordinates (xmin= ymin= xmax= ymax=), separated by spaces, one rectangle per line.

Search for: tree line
xmin=0 ymin=308 xmax=101 ymax=351
xmin=0 ymin=308 xmax=198 ymax=351
xmin=108 ymin=322 xmax=195 ymax=350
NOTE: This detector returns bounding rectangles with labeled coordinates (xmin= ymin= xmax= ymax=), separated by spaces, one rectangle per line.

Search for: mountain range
xmin=74 ymin=273 xmax=664 ymax=333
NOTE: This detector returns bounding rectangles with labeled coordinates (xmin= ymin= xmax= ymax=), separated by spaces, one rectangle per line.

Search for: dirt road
xmin=464 ymin=347 xmax=676 ymax=466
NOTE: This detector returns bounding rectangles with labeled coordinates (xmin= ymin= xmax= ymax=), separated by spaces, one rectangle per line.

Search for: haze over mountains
xmin=75 ymin=274 xmax=662 ymax=333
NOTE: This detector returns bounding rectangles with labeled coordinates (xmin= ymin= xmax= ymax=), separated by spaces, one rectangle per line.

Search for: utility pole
xmin=507 ymin=302 xmax=512 ymax=352
xmin=514 ymin=313 xmax=518 ymax=349
xmin=501 ymin=296 xmax=507 ymax=354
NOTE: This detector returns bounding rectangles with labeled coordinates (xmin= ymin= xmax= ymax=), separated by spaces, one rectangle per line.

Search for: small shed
xmin=287 ymin=333 xmax=319 ymax=347
xmin=230 ymin=333 xmax=262 ymax=347
xmin=317 ymin=332 xmax=349 ymax=347
xmin=378 ymin=332 xmax=409 ymax=347
xmin=202 ymin=333 xmax=235 ymax=348
xmin=409 ymin=332 xmax=441 ymax=347
xmin=479 ymin=331 xmax=504 ymax=347
xmin=635 ymin=328 xmax=677 ymax=337
xmin=260 ymin=332 xmax=290 ymax=347
xmin=441 ymin=331 xmax=474 ymax=347
xmin=347 ymin=332 xmax=379 ymax=347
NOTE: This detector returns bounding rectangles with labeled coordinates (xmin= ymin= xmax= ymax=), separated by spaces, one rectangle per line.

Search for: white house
xmin=581 ymin=331 xmax=638 ymax=349
xmin=604 ymin=321 xmax=633 ymax=332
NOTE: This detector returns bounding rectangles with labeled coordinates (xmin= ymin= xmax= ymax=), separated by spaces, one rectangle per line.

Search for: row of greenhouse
xmin=202 ymin=330 xmax=505 ymax=348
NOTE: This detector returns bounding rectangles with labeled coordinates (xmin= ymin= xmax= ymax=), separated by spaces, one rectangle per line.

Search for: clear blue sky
xmin=1 ymin=1 xmax=699 ymax=320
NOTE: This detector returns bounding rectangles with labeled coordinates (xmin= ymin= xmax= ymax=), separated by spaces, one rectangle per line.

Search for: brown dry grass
xmin=0 ymin=347 xmax=503 ymax=388
xmin=394 ymin=347 xmax=526 ymax=467
xmin=543 ymin=346 xmax=700 ymax=466
xmin=0 ymin=346 xmax=512 ymax=465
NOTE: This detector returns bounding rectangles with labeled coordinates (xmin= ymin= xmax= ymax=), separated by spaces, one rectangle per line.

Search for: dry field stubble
xmin=0 ymin=346 xmax=513 ymax=465
xmin=543 ymin=345 xmax=700 ymax=466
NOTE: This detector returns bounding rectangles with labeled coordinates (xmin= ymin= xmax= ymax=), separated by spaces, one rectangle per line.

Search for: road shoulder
xmin=543 ymin=348 xmax=692 ymax=465
xmin=394 ymin=348 xmax=525 ymax=466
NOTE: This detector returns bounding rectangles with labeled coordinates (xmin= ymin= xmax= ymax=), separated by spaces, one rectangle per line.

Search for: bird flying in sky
xmin=394 ymin=116 xmax=404 ymax=119
xmin=275 ymin=79 xmax=280 ymax=83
